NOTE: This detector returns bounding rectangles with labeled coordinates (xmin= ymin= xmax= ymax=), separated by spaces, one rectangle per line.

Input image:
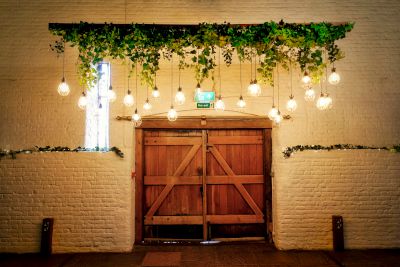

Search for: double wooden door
xmin=137 ymin=128 xmax=271 ymax=241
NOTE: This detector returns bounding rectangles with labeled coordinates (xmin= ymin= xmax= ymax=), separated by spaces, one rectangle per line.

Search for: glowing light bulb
xmin=143 ymin=99 xmax=152 ymax=111
xmin=302 ymin=72 xmax=311 ymax=85
xmin=167 ymin=106 xmax=178 ymax=121
xmin=57 ymin=77 xmax=70 ymax=96
xmin=195 ymin=83 xmax=202 ymax=94
xmin=286 ymin=95 xmax=297 ymax=112
xmin=237 ymin=95 xmax=246 ymax=109
xmin=304 ymin=87 xmax=316 ymax=101
xmin=268 ymin=105 xmax=278 ymax=120
xmin=131 ymin=109 xmax=142 ymax=127
xmin=78 ymin=92 xmax=87 ymax=109
xmin=214 ymin=95 xmax=225 ymax=111
xmin=108 ymin=85 xmax=116 ymax=102
xmin=152 ymin=86 xmax=160 ymax=98
xmin=175 ymin=87 xmax=185 ymax=105
xmin=274 ymin=111 xmax=283 ymax=124
xmin=328 ymin=68 xmax=340 ymax=85
xmin=123 ymin=90 xmax=134 ymax=107
xmin=316 ymin=93 xmax=328 ymax=110
xmin=247 ymin=80 xmax=261 ymax=96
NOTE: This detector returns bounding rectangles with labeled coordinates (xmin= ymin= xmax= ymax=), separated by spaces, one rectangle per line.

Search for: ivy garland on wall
xmin=0 ymin=146 xmax=124 ymax=160
xmin=49 ymin=21 xmax=354 ymax=89
xmin=283 ymin=144 xmax=400 ymax=158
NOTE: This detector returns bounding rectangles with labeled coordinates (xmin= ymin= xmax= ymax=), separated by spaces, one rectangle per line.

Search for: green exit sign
xmin=197 ymin=103 xmax=211 ymax=108
xmin=194 ymin=91 xmax=215 ymax=103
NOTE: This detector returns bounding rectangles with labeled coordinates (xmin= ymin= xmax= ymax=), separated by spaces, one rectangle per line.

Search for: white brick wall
xmin=0 ymin=0 xmax=399 ymax=252
xmin=0 ymin=152 xmax=133 ymax=253
xmin=272 ymin=150 xmax=400 ymax=249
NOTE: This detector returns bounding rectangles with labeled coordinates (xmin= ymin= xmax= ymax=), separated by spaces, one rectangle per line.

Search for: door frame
xmin=134 ymin=116 xmax=272 ymax=244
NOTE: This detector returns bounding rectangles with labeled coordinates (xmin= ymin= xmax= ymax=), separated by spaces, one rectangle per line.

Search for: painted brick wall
xmin=0 ymin=153 xmax=133 ymax=253
xmin=0 ymin=0 xmax=399 ymax=252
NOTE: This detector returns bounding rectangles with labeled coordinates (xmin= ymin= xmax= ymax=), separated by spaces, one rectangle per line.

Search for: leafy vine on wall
xmin=49 ymin=21 xmax=354 ymax=89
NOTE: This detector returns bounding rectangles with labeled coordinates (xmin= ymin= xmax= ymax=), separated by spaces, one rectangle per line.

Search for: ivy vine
xmin=283 ymin=144 xmax=400 ymax=158
xmin=49 ymin=21 xmax=354 ymax=89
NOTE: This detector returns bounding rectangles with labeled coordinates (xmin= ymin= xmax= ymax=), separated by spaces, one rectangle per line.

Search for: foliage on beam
xmin=49 ymin=21 xmax=354 ymax=88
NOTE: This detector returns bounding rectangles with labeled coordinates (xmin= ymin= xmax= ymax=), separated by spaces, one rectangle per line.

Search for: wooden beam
xmin=209 ymin=147 xmax=235 ymax=176
xmin=145 ymin=216 xmax=203 ymax=225
xmin=202 ymin=130 xmax=208 ymax=241
xmin=208 ymin=135 xmax=263 ymax=145
xmin=134 ymin=129 xmax=144 ymax=244
xmin=144 ymin=176 xmax=201 ymax=185
xmin=207 ymin=215 xmax=264 ymax=224
xmin=117 ymin=116 xmax=272 ymax=129
xmin=173 ymin=144 xmax=201 ymax=176
xmin=144 ymin=136 xmax=202 ymax=146
xmin=234 ymin=182 xmax=264 ymax=216
xmin=207 ymin=175 xmax=264 ymax=184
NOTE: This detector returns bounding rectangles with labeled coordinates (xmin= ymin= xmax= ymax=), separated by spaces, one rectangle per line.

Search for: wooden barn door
xmin=206 ymin=129 xmax=266 ymax=239
xmin=136 ymin=121 xmax=272 ymax=242
xmin=143 ymin=130 xmax=204 ymax=240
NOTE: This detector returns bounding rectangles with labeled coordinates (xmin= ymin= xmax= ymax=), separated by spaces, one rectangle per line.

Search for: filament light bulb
xmin=131 ymin=109 xmax=142 ymax=127
xmin=237 ymin=95 xmax=246 ymax=109
xmin=108 ymin=85 xmax=116 ymax=102
xmin=247 ymin=80 xmax=261 ymax=96
xmin=167 ymin=106 xmax=178 ymax=121
xmin=57 ymin=77 xmax=70 ymax=96
xmin=123 ymin=90 xmax=134 ymax=107
xmin=268 ymin=106 xmax=278 ymax=120
xmin=304 ymin=87 xmax=316 ymax=102
xmin=286 ymin=95 xmax=298 ymax=112
xmin=78 ymin=92 xmax=87 ymax=109
xmin=302 ymin=72 xmax=311 ymax=85
xmin=143 ymin=99 xmax=152 ymax=111
xmin=274 ymin=111 xmax=283 ymax=124
xmin=152 ymin=86 xmax=160 ymax=98
xmin=214 ymin=96 xmax=225 ymax=111
xmin=175 ymin=87 xmax=186 ymax=105
xmin=328 ymin=68 xmax=340 ymax=85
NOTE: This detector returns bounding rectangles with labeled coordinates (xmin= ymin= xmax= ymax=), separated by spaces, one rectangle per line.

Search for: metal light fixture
xmin=57 ymin=45 xmax=70 ymax=96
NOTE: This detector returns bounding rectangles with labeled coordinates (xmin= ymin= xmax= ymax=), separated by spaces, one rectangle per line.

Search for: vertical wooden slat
xmin=263 ymin=129 xmax=273 ymax=242
xmin=135 ymin=128 xmax=144 ymax=244
xmin=202 ymin=130 xmax=208 ymax=240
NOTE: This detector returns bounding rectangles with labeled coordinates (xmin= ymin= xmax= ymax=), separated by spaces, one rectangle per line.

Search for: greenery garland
xmin=283 ymin=144 xmax=400 ymax=158
xmin=49 ymin=21 xmax=354 ymax=88
xmin=0 ymin=146 xmax=124 ymax=160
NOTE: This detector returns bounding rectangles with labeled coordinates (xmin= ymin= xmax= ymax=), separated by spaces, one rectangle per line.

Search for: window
xmin=85 ymin=62 xmax=110 ymax=150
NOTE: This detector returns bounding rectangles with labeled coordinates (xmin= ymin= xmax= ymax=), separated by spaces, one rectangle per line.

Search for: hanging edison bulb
xmin=123 ymin=90 xmax=134 ymax=107
xmin=237 ymin=95 xmax=246 ymax=109
xmin=304 ymin=87 xmax=316 ymax=101
xmin=328 ymin=68 xmax=341 ymax=85
xmin=58 ymin=77 xmax=70 ymax=96
xmin=302 ymin=71 xmax=311 ymax=85
xmin=195 ymin=83 xmax=202 ymax=94
xmin=316 ymin=93 xmax=328 ymax=110
xmin=131 ymin=109 xmax=142 ymax=127
xmin=214 ymin=95 xmax=225 ymax=111
xmin=167 ymin=105 xmax=178 ymax=121
xmin=274 ymin=110 xmax=283 ymax=124
xmin=247 ymin=80 xmax=261 ymax=96
xmin=107 ymin=85 xmax=117 ymax=102
xmin=77 ymin=91 xmax=87 ymax=109
xmin=152 ymin=85 xmax=160 ymax=98
xmin=268 ymin=105 xmax=279 ymax=120
xmin=286 ymin=95 xmax=297 ymax=112
xmin=175 ymin=87 xmax=185 ymax=105
xmin=143 ymin=98 xmax=152 ymax=111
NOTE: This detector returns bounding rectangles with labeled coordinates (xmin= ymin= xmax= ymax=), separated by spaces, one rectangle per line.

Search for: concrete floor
xmin=1 ymin=244 xmax=399 ymax=267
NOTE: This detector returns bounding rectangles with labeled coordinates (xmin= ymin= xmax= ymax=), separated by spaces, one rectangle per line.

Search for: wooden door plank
xmin=234 ymin=182 xmax=263 ymax=216
xmin=208 ymin=136 xmax=263 ymax=145
xmin=144 ymin=176 xmax=201 ymax=185
xmin=202 ymin=130 xmax=208 ymax=240
xmin=145 ymin=216 xmax=203 ymax=225
xmin=174 ymin=144 xmax=201 ymax=176
xmin=135 ymin=129 xmax=144 ymax=244
xmin=145 ymin=136 xmax=202 ymax=146
xmin=145 ymin=184 xmax=174 ymax=218
xmin=207 ymin=215 xmax=264 ymax=224
xmin=206 ymin=175 xmax=264 ymax=184
xmin=209 ymin=146 xmax=235 ymax=176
